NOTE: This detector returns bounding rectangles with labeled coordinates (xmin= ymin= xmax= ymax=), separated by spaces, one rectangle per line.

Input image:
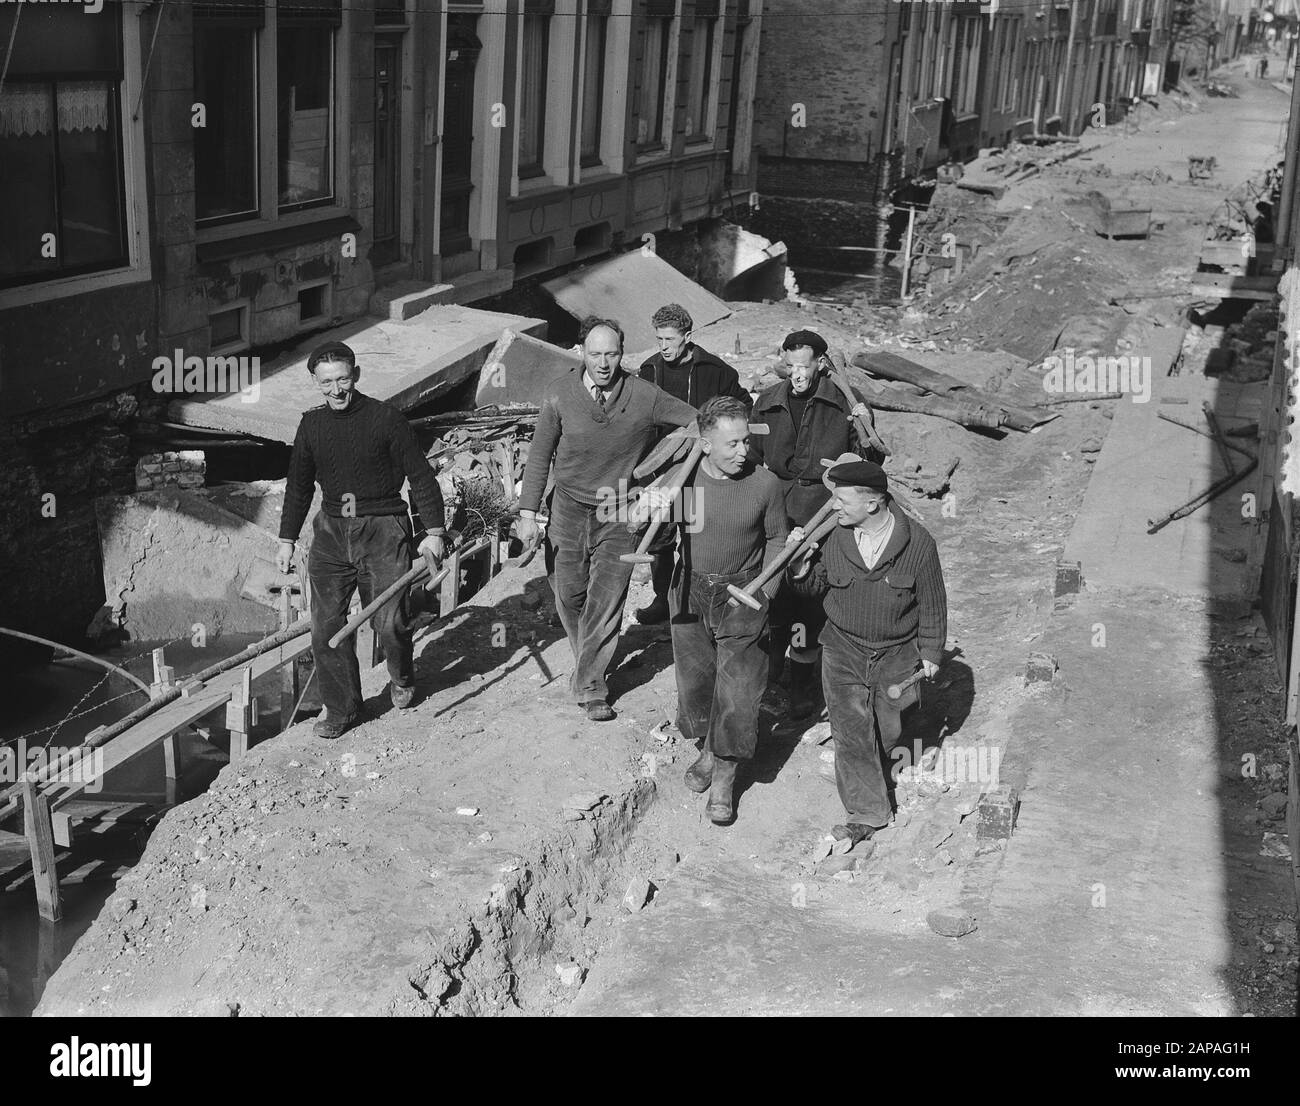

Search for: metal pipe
xmin=0 ymin=627 xmax=151 ymax=695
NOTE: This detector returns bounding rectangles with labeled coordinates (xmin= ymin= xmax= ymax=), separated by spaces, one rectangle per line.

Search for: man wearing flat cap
xmin=751 ymin=329 xmax=863 ymax=718
xmin=788 ymin=459 xmax=947 ymax=847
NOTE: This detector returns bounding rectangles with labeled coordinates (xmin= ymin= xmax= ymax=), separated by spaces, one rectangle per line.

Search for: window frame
xmin=0 ymin=0 xmax=152 ymax=308
xmin=193 ymin=0 xmax=350 ymax=249
xmin=635 ymin=7 xmax=677 ymax=152
xmin=516 ymin=5 xmax=552 ymax=180
xmin=683 ymin=12 xmax=720 ymax=144
xmin=579 ymin=7 xmax=610 ymax=168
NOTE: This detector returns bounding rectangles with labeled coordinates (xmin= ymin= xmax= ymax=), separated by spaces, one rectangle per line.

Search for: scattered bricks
xmin=1026 ymin=652 xmax=1058 ymax=683
xmin=977 ymin=786 xmax=1021 ymax=841
xmin=926 ymin=908 xmax=978 ymax=938
xmin=178 ymin=450 xmax=205 ymax=465
xmin=622 ymin=875 xmax=652 ymax=913
xmin=1054 ymin=561 xmax=1084 ymax=597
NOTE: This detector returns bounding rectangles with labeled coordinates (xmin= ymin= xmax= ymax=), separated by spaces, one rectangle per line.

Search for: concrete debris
xmin=801 ymin=722 xmax=833 ymax=746
xmin=622 ymin=876 xmax=653 ymax=913
xmin=812 ymin=838 xmax=835 ymax=863
xmin=542 ymin=250 xmax=731 ymax=357
xmin=977 ymin=787 xmax=1021 ymax=841
xmin=455 ymin=807 xmax=479 ymax=817
xmin=926 ymin=909 xmax=978 ymax=938
xmin=561 ymin=792 xmax=608 ymax=814
xmin=1026 ymin=652 xmax=1058 ymax=683
xmin=555 ymin=962 xmax=586 ymax=987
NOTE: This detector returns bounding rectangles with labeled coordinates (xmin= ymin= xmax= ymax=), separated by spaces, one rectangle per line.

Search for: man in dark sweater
xmin=634 ymin=303 xmax=752 ymax=626
xmin=788 ymin=460 xmax=947 ymax=846
xmin=670 ymin=396 xmax=788 ymax=825
xmin=517 ymin=317 xmax=696 ymax=721
xmin=276 ymin=341 xmax=447 ymax=739
xmin=751 ymin=329 xmax=862 ymax=718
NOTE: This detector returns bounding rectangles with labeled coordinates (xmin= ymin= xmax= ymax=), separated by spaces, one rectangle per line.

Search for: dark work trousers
xmin=820 ymin=623 xmax=921 ymax=828
xmin=308 ymin=511 xmax=415 ymax=724
xmin=771 ymin=476 xmax=831 ymax=658
xmin=670 ymin=569 xmax=769 ymax=760
xmin=545 ymin=487 xmax=637 ymax=703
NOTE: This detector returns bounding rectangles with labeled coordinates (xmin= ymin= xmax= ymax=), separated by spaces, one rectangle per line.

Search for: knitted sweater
xmin=279 ymin=392 xmax=445 ymax=540
xmin=680 ymin=462 xmax=788 ymax=577
xmin=518 ymin=369 xmax=696 ymax=512
xmin=790 ymin=504 xmax=948 ymax=664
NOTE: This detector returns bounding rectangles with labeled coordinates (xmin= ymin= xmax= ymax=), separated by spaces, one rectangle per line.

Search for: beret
xmin=826 ymin=460 xmax=888 ymax=491
xmin=781 ymin=329 xmax=828 ymax=357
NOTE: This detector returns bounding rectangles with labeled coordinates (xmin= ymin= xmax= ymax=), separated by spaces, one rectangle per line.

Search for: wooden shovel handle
xmin=726 ymin=500 xmax=838 ymax=608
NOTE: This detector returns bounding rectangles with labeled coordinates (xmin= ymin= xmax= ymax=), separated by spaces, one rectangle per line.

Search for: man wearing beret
xmin=751 ymin=329 xmax=863 ymax=718
xmin=788 ymin=460 xmax=947 ymax=846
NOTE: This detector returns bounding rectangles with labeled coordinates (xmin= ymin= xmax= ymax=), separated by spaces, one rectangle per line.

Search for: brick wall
xmin=136 ymin=451 xmax=207 ymax=493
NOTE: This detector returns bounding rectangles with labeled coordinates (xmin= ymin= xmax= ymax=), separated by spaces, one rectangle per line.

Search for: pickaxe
xmin=821 ymin=351 xmax=890 ymax=456
xmin=727 ymin=498 xmax=839 ymax=609
xmin=621 ymin=438 xmax=705 ymax=564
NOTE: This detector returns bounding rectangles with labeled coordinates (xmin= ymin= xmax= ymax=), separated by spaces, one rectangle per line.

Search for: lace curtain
xmin=0 ymin=82 xmax=111 ymax=139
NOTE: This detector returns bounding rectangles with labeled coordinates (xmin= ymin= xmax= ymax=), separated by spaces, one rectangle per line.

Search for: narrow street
xmin=31 ymin=56 xmax=1297 ymax=1019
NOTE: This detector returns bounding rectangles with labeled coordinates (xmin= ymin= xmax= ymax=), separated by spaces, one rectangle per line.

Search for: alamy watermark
xmin=1 ymin=740 xmax=104 ymax=794
xmin=152 ymin=350 xmax=261 ymax=403
xmin=1041 ymin=349 xmax=1151 ymax=404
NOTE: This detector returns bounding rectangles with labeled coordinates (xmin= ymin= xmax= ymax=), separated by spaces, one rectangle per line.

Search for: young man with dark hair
xmin=276 ymin=341 xmax=447 ymax=739
xmin=517 ymin=317 xmax=696 ymax=722
xmin=671 ymin=395 xmax=788 ymax=825
xmin=787 ymin=460 xmax=947 ymax=846
xmin=751 ymin=329 xmax=862 ymax=718
xmin=634 ymin=302 xmax=752 ymax=625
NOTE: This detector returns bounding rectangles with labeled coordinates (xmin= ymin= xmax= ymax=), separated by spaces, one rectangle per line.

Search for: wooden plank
xmin=52 ymin=800 xmax=159 ymax=848
xmin=22 ymin=780 xmax=61 ymax=921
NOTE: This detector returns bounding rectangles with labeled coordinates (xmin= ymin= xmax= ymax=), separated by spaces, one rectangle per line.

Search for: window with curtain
xmin=580 ymin=12 xmax=608 ymax=165
xmin=519 ymin=10 xmax=550 ymax=176
xmin=685 ymin=15 xmax=716 ymax=139
xmin=0 ymin=4 xmax=128 ymax=288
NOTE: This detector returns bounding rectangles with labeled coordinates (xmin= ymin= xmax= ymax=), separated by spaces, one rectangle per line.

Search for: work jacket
xmin=638 ymin=344 xmax=752 ymax=411
xmin=751 ymin=373 xmax=856 ymax=525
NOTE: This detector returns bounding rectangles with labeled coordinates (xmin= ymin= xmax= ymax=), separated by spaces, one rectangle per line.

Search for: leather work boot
xmin=582 ymin=699 xmax=616 ymax=722
xmin=683 ymin=749 xmax=714 ymax=792
xmin=635 ymin=596 xmax=670 ymax=625
xmin=313 ymin=712 xmax=356 ymax=740
xmin=706 ymin=757 xmax=738 ymax=824
xmin=390 ymin=683 xmax=416 ymax=710
xmin=788 ymin=661 xmax=817 ymax=720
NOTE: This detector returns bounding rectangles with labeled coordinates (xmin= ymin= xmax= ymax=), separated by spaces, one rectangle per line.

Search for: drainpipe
xmin=1272 ymin=49 xmax=1300 ymax=262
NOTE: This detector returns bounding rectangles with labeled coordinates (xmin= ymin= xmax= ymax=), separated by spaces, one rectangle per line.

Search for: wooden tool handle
xmin=623 ymin=440 xmax=704 ymax=562
xmin=727 ymin=500 xmax=838 ymax=608
xmin=886 ymin=667 xmax=928 ymax=701
xmin=785 ymin=514 xmax=841 ymax=583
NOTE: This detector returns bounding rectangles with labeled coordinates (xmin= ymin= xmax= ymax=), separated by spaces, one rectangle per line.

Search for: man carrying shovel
xmin=516 ymin=317 xmax=696 ymax=722
xmin=666 ymin=397 xmax=787 ymax=825
xmin=275 ymin=341 xmax=447 ymax=739
xmin=787 ymin=459 xmax=947 ymax=847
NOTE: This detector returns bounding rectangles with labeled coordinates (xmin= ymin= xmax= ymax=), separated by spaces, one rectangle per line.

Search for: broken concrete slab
xmin=926 ymin=909 xmax=978 ymax=937
xmin=542 ymin=251 xmax=730 ymax=355
xmin=475 ymin=329 xmax=582 ymax=408
xmin=168 ymin=306 xmax=546 ymax=444
xmin=94 ymin=488 xmax=284 ymax=641
xmin=695 ymin=223 xmax=794 ymax=302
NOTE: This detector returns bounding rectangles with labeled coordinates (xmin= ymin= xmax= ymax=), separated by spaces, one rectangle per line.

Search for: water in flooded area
xmin=0 ymin=634 xmax=300 ymax=1015
xmin=793 ymin=264 xmax=905 ymax=308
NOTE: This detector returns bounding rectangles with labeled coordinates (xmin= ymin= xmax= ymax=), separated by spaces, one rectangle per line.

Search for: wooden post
xmin=152 ymin=647 xmax=178 ymax=781
xmin=225 ymin=667 xmax=258 ymax=763
xmin=440 ymin=546 xmax=463 ymax=615
xmin=277 ymin=587 xmax=301 ymax=729
xmin=22 ymin=778 xmax=61 ymax=921
xmin=900 ymin=204 xmax=917 ymax=299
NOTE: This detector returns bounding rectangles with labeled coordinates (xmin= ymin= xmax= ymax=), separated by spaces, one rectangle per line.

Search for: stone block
xmin=977 ymin=786 xmax=1020 ymax=841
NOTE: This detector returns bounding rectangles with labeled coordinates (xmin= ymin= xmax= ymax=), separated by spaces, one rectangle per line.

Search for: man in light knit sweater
xmin=788 ymin=460 xmax=947 ymax=846
xmin=671 ymin=397 xmax=788 ymax=825
xmin=276 ymin=341 xmax=447 ymax=739
xmin=516 ymin=317 xmax=696 ymax=722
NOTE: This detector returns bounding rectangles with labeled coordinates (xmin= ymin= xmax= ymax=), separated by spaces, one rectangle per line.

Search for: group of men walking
xmin=278 ymin=307 xmax=948 ymax=845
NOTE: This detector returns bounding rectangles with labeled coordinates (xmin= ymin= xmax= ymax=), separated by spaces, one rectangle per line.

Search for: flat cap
xmin=826 ymin=460 xmax=888 ymax=491
xmin=781 ymin=329 xmax=828 ymax=357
